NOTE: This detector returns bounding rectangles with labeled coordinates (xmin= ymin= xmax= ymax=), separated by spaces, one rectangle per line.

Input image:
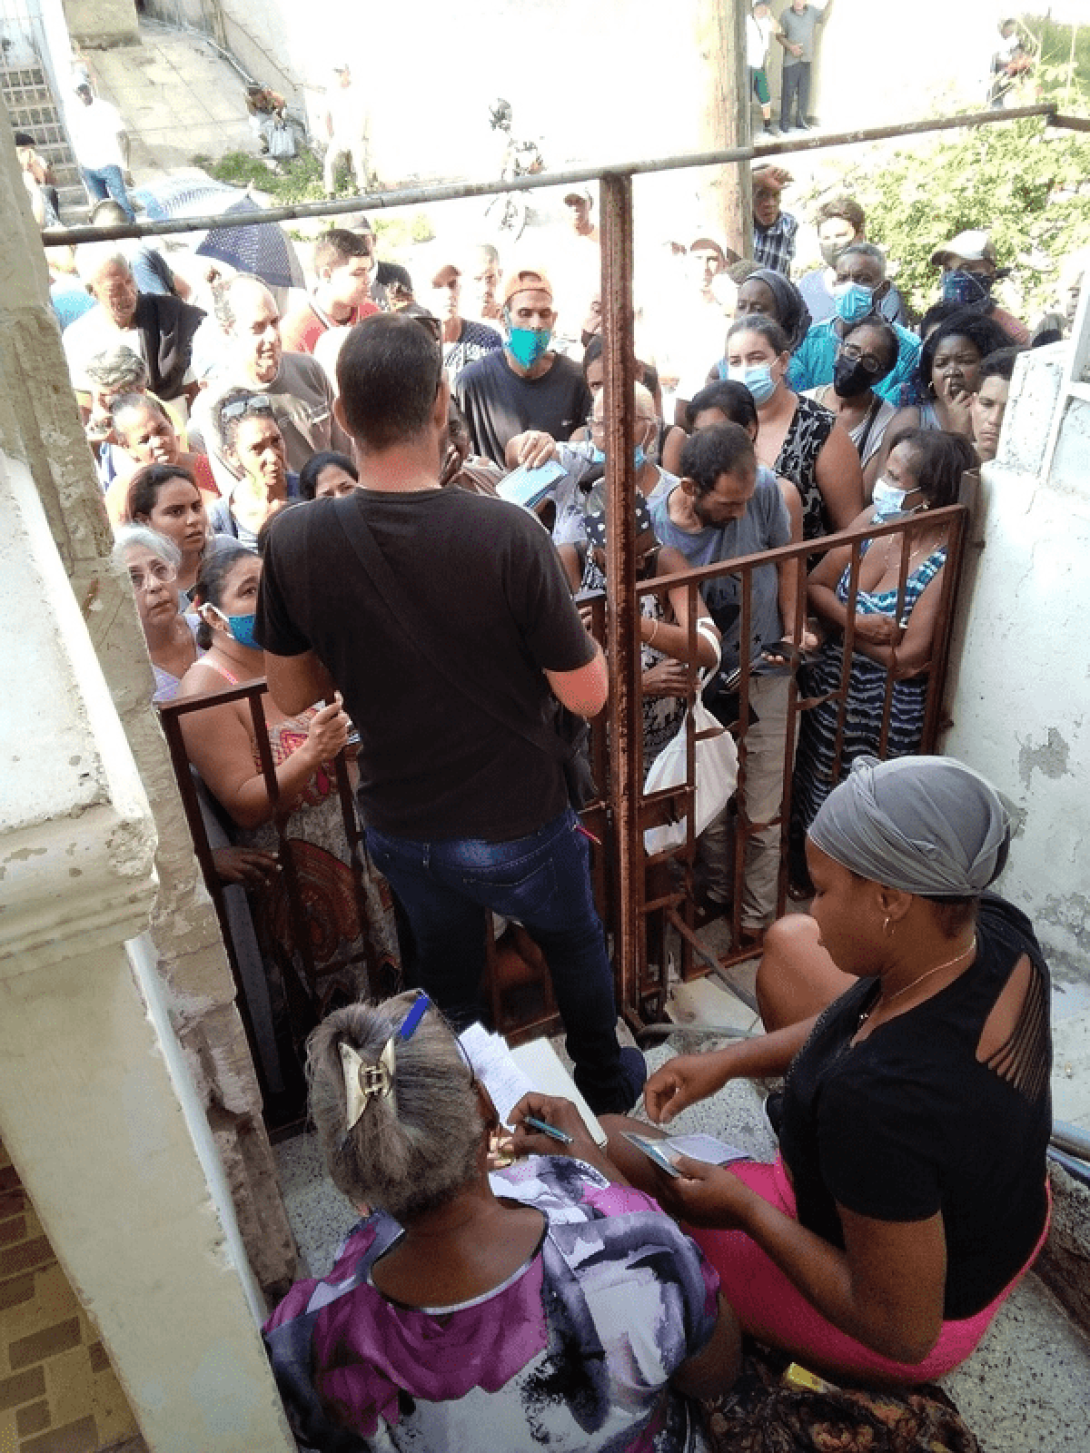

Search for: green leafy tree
xmin=819 ymin=26 xmax=1090 ymax=323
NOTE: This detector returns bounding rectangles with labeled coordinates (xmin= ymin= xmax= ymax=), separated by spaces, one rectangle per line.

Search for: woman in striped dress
xmin=791 ymin=430 xmax=978 ymax=874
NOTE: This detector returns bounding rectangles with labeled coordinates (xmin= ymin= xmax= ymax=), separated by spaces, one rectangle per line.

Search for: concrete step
xmin=3 ymin=58 xmax=80 ymax=219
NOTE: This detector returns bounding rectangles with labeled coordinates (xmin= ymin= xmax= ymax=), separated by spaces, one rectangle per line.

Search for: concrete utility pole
xmin=694 ymin=0 xmax=752 ymax=260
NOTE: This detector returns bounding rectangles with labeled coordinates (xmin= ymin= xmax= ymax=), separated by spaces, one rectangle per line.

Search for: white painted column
xmin=0 ymin=102 xmax=296 ymax=1452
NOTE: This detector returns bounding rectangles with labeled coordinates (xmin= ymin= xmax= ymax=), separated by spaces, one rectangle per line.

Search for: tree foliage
xmin=830 ymin=114 xmax=1090 ymax=323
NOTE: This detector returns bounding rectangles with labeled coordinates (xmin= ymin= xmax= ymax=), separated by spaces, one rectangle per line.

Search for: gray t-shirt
xmin=650 ymin=467 xmax=789 ymax=671
xmin=779 ymin=3 xmax=828 ymax=63
xmin=190 ymin=351 xmax=347 ymax=495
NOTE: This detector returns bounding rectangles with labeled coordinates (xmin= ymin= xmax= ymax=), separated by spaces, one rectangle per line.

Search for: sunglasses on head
xmin=220 ymin=394 xmax=276 ymax=423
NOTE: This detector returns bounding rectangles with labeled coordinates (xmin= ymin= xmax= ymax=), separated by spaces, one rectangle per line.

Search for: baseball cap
xmin=503 ymin=267 xmax=553 ymax=304
xmin=930 ymin=230 xmax=998 ymax=269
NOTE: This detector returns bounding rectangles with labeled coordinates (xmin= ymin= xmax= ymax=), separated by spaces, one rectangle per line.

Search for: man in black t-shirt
xmin=455 ymin=268 xmax=592 ymax=466
xmin=256 ymin=312 xmax=644 ymax=1114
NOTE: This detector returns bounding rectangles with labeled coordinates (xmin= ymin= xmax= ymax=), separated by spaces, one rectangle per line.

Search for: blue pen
xmin=524 ymin=1114 xmax=574 ymax=1145
xmin=399 ymin=994 xmax=431 ymax=1041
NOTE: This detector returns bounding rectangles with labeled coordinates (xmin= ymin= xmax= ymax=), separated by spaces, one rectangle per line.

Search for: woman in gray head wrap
xmin=610 ymin=754 xmax=1052 ymax=1386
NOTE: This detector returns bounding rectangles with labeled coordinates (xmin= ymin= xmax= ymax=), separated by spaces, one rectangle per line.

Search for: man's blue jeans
xmin=80 ymin=164 xmax=136 ymax=222
xmin=366 ymin=808 xmax=641 ymax=1113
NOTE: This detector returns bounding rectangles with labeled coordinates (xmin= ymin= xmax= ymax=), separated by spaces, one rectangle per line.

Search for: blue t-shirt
xmin=650 ymin=467 xmax=790 ymax=671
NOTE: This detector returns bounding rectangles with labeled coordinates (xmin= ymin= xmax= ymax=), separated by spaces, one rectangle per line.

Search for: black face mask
xmin=832 ymin=354 xmax=875 ymax=399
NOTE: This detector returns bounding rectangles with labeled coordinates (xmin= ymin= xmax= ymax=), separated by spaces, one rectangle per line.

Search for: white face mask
xmin=872 ymin=477 xmax=921 ymax=520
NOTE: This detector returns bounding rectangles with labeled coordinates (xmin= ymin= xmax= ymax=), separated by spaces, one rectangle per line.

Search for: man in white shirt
xmin=67 ymin=83 xmax=136 ymax=222
xmin=748 ymin=2 xmax=780 ymax=137
xmin=323 ymin=65 xmax=370 ymax=197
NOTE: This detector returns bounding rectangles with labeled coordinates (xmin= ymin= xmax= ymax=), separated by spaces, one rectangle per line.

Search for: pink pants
xmin=688 ymin=1156 xmax=1050 ymax=1384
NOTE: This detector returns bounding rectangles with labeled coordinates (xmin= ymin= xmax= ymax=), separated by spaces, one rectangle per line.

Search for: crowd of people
xmin=31 ymin=78 xmax=1080 ymax=1442
xmin=46 ymin=123 xmax=1082 ymax=1002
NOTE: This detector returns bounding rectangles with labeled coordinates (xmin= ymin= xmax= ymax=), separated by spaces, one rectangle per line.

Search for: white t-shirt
xmin=63 ymin=307 xmax=143 ymax=391
xmin=327 ymin=84 xmax=367 ymax=140
xmin=747 ymin=14 xmax=774 ymax=69
xmin=69 ymin=98 xmax=126 ymax=170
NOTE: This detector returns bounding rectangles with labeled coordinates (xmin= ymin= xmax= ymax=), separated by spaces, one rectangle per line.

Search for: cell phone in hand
xmin=620 ymin=1131 xmax=682 ymax=1178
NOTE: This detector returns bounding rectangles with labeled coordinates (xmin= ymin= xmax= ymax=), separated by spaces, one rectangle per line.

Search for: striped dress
xmin=792 ymin=540 xmax=947 ymax=837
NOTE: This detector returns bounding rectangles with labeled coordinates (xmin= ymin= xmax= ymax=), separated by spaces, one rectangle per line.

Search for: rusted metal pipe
xmin=600 ymin=169 xmax=643 ymax=1014
xmin=41 ymin=103 xmax=1056 ymax=246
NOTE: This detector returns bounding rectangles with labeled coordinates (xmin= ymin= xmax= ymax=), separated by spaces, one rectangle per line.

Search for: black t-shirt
xmin=255 ymin=488 xmax=594 ymax=840
xmin=456 ymin=350 xmax=592 ymax=466
xmin=779 ymin=894 xmax=1051 ymax=1319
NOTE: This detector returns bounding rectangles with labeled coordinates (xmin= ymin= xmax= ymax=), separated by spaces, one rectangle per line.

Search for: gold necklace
xmin=858 ymin=936 xmax=977 ymax=1028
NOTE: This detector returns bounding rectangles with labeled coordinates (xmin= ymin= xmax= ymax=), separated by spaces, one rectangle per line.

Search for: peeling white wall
xmin=944 ymin=341 xmax=1090 ymax=994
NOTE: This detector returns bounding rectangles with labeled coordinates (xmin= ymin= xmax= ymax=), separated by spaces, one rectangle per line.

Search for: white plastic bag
xmin=268 ymin=119 xmax=297 ymax=160
xmin=643 ymin=698 xmax=737 ymax=856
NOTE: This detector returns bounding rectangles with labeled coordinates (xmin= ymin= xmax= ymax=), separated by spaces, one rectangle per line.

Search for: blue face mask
xmin=226 ymin=613 xmax=259 ymax=649
xmin=832 ymin=281 xmax=876 ymax=324
xmin=209 ymin=604 xmax=259 ymax=649
xmin=506 ymin=321 xmax=552 ymax=369
xmin=942 ymin=269 xmax=991 ymax=308
xmin=589 ymin=441 xmax=651 ymax=469
xmin=727 ymin=363 xmax=777 ymax=405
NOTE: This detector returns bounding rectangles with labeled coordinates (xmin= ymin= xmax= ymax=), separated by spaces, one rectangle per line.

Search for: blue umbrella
xmin=131 ymin=178 xmax=305 ymax=291
xmin=196 ymin=194 xmax=304 ymax=292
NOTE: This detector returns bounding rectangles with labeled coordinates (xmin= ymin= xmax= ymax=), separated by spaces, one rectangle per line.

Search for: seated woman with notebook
xmin=264 ymin=992 xmax=740 ymax=1451
xmin=606 ymin=756 xmax=1052 ymax=1387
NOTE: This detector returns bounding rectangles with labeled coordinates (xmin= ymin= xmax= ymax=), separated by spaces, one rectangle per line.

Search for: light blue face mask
xmin=833 ymin=281 xmax=876 ymax=324
xmin=505 ymin=317 xmax=552 ymax=369
xmin=727 ymin=363 xmax=777 ymax=405
xmin=590 ymin=445 xmax=648 ymax=469
xmin=871 ymin=477 xmax=922 ymax=521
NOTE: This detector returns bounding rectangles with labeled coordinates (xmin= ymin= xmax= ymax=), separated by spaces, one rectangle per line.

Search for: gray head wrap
xmin=809 ymin=755 xmax=1010 ymax=898
xmin=748 ymin=268 xmax=812 ymax=351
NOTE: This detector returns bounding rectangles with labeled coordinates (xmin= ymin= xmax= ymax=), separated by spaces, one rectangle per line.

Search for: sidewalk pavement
xmin=82 ymin=19 xmax=254 ymax=185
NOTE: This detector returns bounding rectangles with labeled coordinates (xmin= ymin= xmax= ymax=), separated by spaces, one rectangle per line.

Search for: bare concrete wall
xmin=62 ymin=0 xmax=139 ymax=48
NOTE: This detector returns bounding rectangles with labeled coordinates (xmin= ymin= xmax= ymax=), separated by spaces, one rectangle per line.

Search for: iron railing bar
xmin=39 ymin=104 xmax=1057 ymax=247
xmin=601 ymin=170 xmax=643 ymax=1016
